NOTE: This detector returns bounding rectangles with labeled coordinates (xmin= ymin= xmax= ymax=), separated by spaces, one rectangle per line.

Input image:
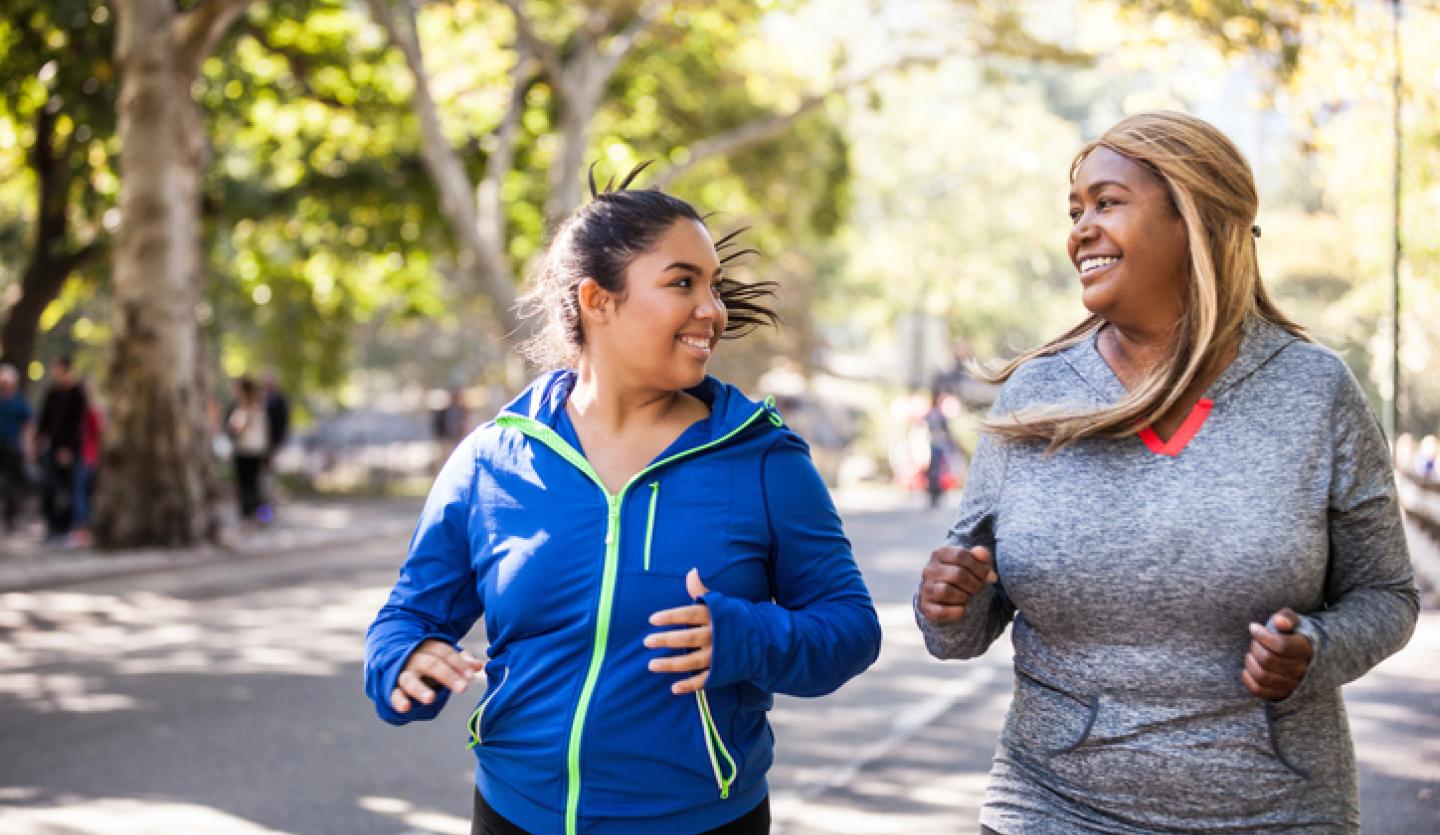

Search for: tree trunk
xmin=93 ymin=0 xmax=232 ymax=548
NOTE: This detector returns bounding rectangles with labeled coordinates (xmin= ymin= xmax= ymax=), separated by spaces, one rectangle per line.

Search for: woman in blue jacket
xmin=364 ymin=165 xmax=882 ymax=835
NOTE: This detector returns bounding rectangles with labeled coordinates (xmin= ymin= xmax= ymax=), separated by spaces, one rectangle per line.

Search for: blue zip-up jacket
xmin=364 ymin=371 xmax=882 ymax=835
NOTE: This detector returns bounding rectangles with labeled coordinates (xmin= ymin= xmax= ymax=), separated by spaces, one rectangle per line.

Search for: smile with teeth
xmin=678 ymin=335 xmax=712 ymax=352
xmin=1079 ymin=256 xmax=1120 ymax=275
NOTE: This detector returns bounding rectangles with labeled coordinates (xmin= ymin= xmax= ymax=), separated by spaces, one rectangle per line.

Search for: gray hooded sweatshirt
xmin=916 ymin=317 xmax=1419 ymax=834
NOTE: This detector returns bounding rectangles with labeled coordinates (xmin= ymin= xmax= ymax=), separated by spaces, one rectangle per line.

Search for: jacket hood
xmin=1060 ymin=315 xmax=1303 ymax=403
xmin=497 ymin=370 xmax=779 ymax=442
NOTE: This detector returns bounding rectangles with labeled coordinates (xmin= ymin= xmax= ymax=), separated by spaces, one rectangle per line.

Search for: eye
xmin=672 ymin=276 xmax=693 ymax=288
xmin=1097 ymin=197 xmax=1118 ymax=211
xmin=1068 ymin=207 xmax=1082 ymax=222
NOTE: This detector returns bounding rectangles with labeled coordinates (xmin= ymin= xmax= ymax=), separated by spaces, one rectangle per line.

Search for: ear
xmin=576 ymin=278 xmax=612 ymax=325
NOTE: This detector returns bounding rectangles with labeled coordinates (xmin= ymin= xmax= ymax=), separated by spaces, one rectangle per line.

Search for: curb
xmin=0 ymin=519 xmax=415 ymax=594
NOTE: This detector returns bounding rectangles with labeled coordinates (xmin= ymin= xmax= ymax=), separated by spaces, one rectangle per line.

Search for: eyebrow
xmin=1068 ymin=179 xmax=1134 ymax=202
xmin=664 ymin=261 xmax=724 ymax=278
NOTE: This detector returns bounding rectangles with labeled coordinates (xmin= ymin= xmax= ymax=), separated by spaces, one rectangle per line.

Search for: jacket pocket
xmin=466 ymin=665 xmax=510 ymax=749
xmin=695 ymin=689 xmax=740 ymax=799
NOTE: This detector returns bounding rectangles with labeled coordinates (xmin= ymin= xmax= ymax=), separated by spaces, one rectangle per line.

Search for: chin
xmin=1080 ymin=286 xmax=1115 ymax=319
xmin=679 ymin=368 xmax=708 ymax=390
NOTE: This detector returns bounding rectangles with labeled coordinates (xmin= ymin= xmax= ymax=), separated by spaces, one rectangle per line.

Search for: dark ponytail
xmin=515 ymin=162 xmax=778 ymax=369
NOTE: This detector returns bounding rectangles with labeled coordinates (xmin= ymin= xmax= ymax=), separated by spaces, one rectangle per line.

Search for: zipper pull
xmin=605 ymin=503 xmax=620 ymax=545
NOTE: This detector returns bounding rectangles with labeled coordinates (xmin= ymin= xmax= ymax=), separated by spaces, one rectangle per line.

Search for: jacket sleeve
xmin=702 ymin=432 xmax=881 ymax=696
xmin=364 ymin=436 xmax=485 ymax=724
xmin=914 ymin=413 xmax=1017 ymax=660
xmin=1288 ymin=367 xmax=1419 ymax=702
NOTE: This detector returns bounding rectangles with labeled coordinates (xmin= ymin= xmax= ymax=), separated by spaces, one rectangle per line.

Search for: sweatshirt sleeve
xmin=914 ymin=414 xmax=1017 ymax=660
xmin=364 ymin=436 xmax=486 ymax=724
xmin=1288 ymin=367 xmax=1419 ymax=701
xmin=702 ymin=432 xmax=881 ymax=696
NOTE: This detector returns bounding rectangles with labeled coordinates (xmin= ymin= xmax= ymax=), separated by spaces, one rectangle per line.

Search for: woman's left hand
xmin=1241 ymin=608 xmax=1314 ymax=701
xmin=645 ymin=569 xmax=713 ymax=695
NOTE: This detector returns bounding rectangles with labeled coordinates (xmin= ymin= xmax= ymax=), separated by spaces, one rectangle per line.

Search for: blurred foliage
xmin=0 ymin=0 xmax=118 ymax=379
xmin=0 ymin=0 xmax=1435 ymax=443
xmin=1273 ymin=1 xmax=1440 ymax=435
xmin=199 ymin=0 xmax=454 ymax=405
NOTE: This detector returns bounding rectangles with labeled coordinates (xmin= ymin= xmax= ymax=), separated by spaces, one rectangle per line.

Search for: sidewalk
xmin=0 ymin=497 xmax=421 ymax=594
xmin=0 ymin=484 xmax=922 ymax=596
xmin=3 ymin=481 xmax=1437 ymax=599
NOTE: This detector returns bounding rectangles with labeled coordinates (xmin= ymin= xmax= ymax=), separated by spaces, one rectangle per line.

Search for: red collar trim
xmin=1138 ymin=397 xmax=1214 ymax=457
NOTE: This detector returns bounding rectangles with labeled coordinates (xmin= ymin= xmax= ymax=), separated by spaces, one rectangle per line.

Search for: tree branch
xmin=476 ymin=46 xmax=537 ymax=258
xmin=499 ymin=0 xmax=564 ymax=86
xmin=365 ymin=0 xmax=523 ymax=338
xmin=54 ymin=239 xmax=107 ymax=278
xmin=172 ymin=0 xmax=255 ymax=77
xmin=595 ymin=0 xmax=673 ymax=82
xmin=652 ymin=52 xmax=946 ymax=190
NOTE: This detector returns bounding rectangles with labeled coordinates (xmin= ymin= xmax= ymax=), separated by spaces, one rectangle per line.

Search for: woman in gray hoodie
xmin=915 ymin=111 xmax=1419 ymax=833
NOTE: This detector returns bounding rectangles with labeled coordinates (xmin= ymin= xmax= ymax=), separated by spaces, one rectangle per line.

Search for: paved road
xmin=1 ymin=497 xmax=1436 ymax=833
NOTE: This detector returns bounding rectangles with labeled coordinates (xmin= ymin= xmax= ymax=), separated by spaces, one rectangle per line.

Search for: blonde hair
xmin=983 ymin=111 xmax=1306 ymax=450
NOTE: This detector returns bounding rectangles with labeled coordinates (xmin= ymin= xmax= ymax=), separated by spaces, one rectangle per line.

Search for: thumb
xmin=1268 ymin=608 xmax=1300 ymax=633
xmin=686 ymin=568 xmax=710 ymax=601
xmin=969 ymin=546 xmax=998 ymax=584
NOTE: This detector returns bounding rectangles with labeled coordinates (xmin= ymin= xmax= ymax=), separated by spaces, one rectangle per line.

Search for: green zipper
xmin=466 ymin=667 xmax=508 ymax=749
xmin=643 ymin=482 xmax=660 ymax=572
xmin=495 ymin=403 xmax=772 ymax=835
xmin=696 ymin=690 xmax=738 ymax=798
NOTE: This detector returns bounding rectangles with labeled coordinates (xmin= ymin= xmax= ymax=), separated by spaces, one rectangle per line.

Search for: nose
xmin=1068 ymin=210 xmax=1098 ymax=253
xmin=694 ymin=292 xmax=724 ymax=322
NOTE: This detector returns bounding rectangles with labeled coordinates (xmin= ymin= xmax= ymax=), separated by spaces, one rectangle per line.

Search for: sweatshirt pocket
xmin=1007 ymin=668 xmax=1100 ymax=756
xmin=466 ymin=665 xmax=510 ymax=749
xmin=695 ymin=689 xmax=740 ymax=799
xmin=1005 ymin=669 xmax=1309 ymax=819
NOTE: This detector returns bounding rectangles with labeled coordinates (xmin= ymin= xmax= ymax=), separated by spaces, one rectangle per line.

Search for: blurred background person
xmin=67 ymin=379 xmax=104 ymax=547
xmin=922 ymin=388 xmax=961 ymax=508
xmin=36 ymin=356 xmax=87 ymax=543
xmin=227 ymin=376 xmax=270 ymax=523
xmin=0 ymin=363 xmax=34 ymax=534
xmin=261 ymin=372 xmax=291 ymax=523
xmin=431 ymin=384 xmax=469 ymax=472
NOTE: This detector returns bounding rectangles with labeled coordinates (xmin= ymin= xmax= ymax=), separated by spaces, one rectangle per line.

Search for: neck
xmin=1102 ymin=319 xmax=1177 ymax=378
xmin=568 ymin=358 xmax=684 ymax=433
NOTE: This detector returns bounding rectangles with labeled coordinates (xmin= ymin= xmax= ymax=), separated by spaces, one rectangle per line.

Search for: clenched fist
xmin=917 ymin=545 xmax=996 ymax=623
xmin=1241 ymin=608 xmax=1313 ymax=701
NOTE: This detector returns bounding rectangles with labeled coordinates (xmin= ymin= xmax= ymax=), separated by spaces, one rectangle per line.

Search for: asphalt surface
xmin=0 ymin=496 xmax=1436 ymax=834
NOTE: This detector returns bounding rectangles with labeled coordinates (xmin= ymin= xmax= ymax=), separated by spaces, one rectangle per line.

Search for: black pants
xmin=40 ymin=450 xmax=76 ymax=537
xmin=234 ymin=454 xmax=265 ymax=518
xmin=472 ymin=790 xmax=770 ymax=835
xmin=0 ymin=443 xmax=24 ymax=530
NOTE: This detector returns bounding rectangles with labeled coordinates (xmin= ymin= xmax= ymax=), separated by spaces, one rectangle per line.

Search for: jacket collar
xmin=498 ymin=370 xmax=772 ymax=443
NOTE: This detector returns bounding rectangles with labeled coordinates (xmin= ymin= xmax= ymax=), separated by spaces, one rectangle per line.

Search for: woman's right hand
xmin=917 ymin=545 xmax=996 ymax=623
xmin=391 ymin=638 xmax=486 ymax=714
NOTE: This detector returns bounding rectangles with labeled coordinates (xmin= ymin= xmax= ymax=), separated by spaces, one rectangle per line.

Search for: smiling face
xmin=585 ymin=218 xmax=728 ymax=392
xmin=1068 ymin=147 xmax=1191 ymax=336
